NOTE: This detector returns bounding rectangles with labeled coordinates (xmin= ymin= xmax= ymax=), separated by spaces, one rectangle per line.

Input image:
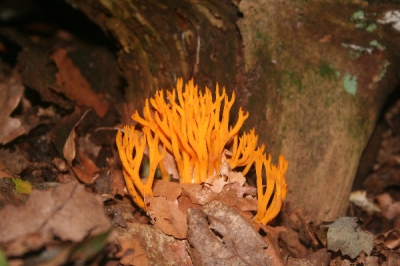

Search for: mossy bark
xmin=68 ymin=0 xmax=400 ymax=223
xmin=237 ymin=0 xmax=399 ymax=222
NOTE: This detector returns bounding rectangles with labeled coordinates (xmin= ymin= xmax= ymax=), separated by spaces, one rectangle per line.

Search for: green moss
xmin=318 ymin=61 xmax=337 ymax=81
xmin=289 ymin=72 xmax=303 ymax=93
xmin=348 ymin=50 xmax=362 ymax=60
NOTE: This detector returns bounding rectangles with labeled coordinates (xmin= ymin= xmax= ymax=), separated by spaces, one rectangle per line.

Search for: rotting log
xmin=67 ymin=0 xmax=400 ymax=223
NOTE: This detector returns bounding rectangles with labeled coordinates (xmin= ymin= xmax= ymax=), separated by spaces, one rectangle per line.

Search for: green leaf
xmin=11 ymin=178 xmax=32 ymax=194
xmin=0 ymin=249 xmax=7 ymax=266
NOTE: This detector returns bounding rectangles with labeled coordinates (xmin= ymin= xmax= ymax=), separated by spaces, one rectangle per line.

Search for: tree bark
xmin=68 ymin=0 xmax=400 ymax=223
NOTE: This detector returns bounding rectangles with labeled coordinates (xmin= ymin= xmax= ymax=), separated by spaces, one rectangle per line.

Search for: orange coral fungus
xmin=116 ymin=126 xmax=165 ymax=210
xmin=116 ymin=78 xmax=288 ymax=224
xmin=131 ymin=78 xmax=249 ymax=184
xmin=253 ymin=149 xmax=288 ymax=224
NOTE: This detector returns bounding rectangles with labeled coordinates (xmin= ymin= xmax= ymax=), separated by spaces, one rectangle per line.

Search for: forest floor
xmin=0 ymin=1 xmax=399 ymax=265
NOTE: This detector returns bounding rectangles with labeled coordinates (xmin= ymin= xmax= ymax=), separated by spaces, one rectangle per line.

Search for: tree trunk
xmin=68 ymin=0 xmax=400 ymax=223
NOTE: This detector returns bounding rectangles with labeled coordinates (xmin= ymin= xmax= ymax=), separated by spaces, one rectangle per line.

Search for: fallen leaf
xmin=376 ymin=193 xmax=400 ymax=220
xmin=187 ymin=200 xmax=271 ymax=265
xmin=152 ymin=180 xmax=182 ymax=202
xmin=181 ymin=183 xmax=217 ymax=205
xmin=111 ymin=168 xmax=126 ymax=197
xmin=215 ymin=185 xmax=257 ymax=212
xmin=0 ymin=177 xmax=30 ymax=208
xmin=326 ymin=217 xmax=374 ymax=259
xmin=72 ymin=150 xmax=100 ymax=184
xmin=169 ymin=240 xmax=193 ymax=266
xmin=0 ymin=147 xmax=30 ymax=175
xmin=120 ymin=212 xmax=192 ymax=265
xmin=376 ymin=229 xmax=400 ymax=250
xmin=287 ymin=248 xmax=331 ymax=266
xmin=72 ymin=165 xmax=95 ymax=184
xmin=11 ymin=178 xmax=32 ymax=194
xmin=279 ymin=230 xmax=308 ymax=258
xmin=224 ymin=182 xmax=257 ymax=197
xmin=364 ymin=166 xmax=400 ymax=194
xmin=0 ymin=181 xmax=111 ymax=256
xmin=146 ymin=196 xmax=188 ymax=239
xmin=116 ymin=236 xmax=149 ymax=266
xmin=147 ymin=179 xmax=258 ymax=240
xmin=0 ymin=68 xmax=26 ymax=144
xmin=142 ymin=180 xmax=188 ymax=238
xmin=0 ymin=158 xmax=12 ymax=178
xmin=205 ymin=170 xmax=246 ymax=194
xmin=63 ymin=108 xmax=91 ymax=165
xmin=49 ymin=48 xmax=110 ymax=117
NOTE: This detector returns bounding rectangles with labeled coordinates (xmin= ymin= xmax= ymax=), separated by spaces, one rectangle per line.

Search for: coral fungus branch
xmin=131 ymin=78 xmax=249 ymax=184
xmin=116 ymin=78 xmax=288 ymax=224
xmin=116 ymin=126 xmax=164 ymax=210
xmin=254 ymin=150 xmax=288 ymax=224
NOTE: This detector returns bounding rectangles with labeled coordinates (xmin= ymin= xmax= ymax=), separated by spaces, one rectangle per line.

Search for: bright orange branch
xmin=116 ymin=78 xmax=288 ymax=224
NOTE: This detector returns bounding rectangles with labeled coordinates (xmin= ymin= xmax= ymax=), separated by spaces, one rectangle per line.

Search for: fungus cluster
xmin=116 ymin=78 xmax=288 ymax=224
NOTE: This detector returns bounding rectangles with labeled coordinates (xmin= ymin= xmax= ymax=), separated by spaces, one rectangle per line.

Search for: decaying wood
xmin=67 ymin=0 xmax=400 ymax=223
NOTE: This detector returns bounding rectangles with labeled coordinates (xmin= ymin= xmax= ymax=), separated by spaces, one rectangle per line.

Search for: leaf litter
xmin=0 ymin=4 xmax=399 ymax=266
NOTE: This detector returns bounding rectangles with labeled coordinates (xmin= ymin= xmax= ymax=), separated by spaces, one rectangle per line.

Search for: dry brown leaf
xmin=280 ymin=230 xmax=308 ymax=258
xmin=365 ymin=167 xmax=400 ymax=194
xmin=0 ymin=181 xmax=111 ymax=256
xmin=205 ymin=171 xmax=246 ymax=193
xmin=0 ymin=157 xmax=13 ymax=178
xmin=187 ymin=200 xmax=271 ymax=265
xmin=147 ymin=180 xmax=258 ymax=240
xmin=63 ymin=108 xmax=91 ymax=165
xmin=183 ymin=182 xmax=257 ymax=214
xmin=0 ymin=68 xmax=26 ymax=144
xmin=152 ymin=180 xmax=182 ymax=202
xmin=78 ymin=151 xmax=100 ymax=175
xmin=224 ymin=182 xmax=257 ymax=197
xmin=120 ymin=212 xmax=192 ymax=265
xmin=72 ymin=165 xmax=94 ymax=184
xmin=287 ymin=248 xmax=331 ymax=266
xmin=260 ymin=225 xmax=287 ymax=266
xmin=181 ymin=183 xmax=217 ymax=205
xmin=376 ymin=229 xmax=400 ymax=250
xmin=168 ymin=240 xmax=193 ymax=266
xmin=146 ymin=196 xmax=188 ymax=239
xmin=116 ymin=236 xmax=149 ymax=266
xmin=146 ymin=180 xmax=188 ymax=238
xmin=112 ymin=168 xmax=126 ymax=197
xmin=49 ymin=48 xmax=109 ymax=118
xmin=380 ymin=248 xmax=400 ymax=266
xmin=72 ymin=151 xmax=100 ymax=184
xmin=0 ymin=147 xmax=30 ymax=175
xmin=376 ymin=193 xmax=400 ymax=221
xmin=215 ymin=186 xmax=257 ymax=212
xmin=177 ymin=194 xmax=201 ymax=214
xmin=0 ymin=178 xmax=30 ymax=208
